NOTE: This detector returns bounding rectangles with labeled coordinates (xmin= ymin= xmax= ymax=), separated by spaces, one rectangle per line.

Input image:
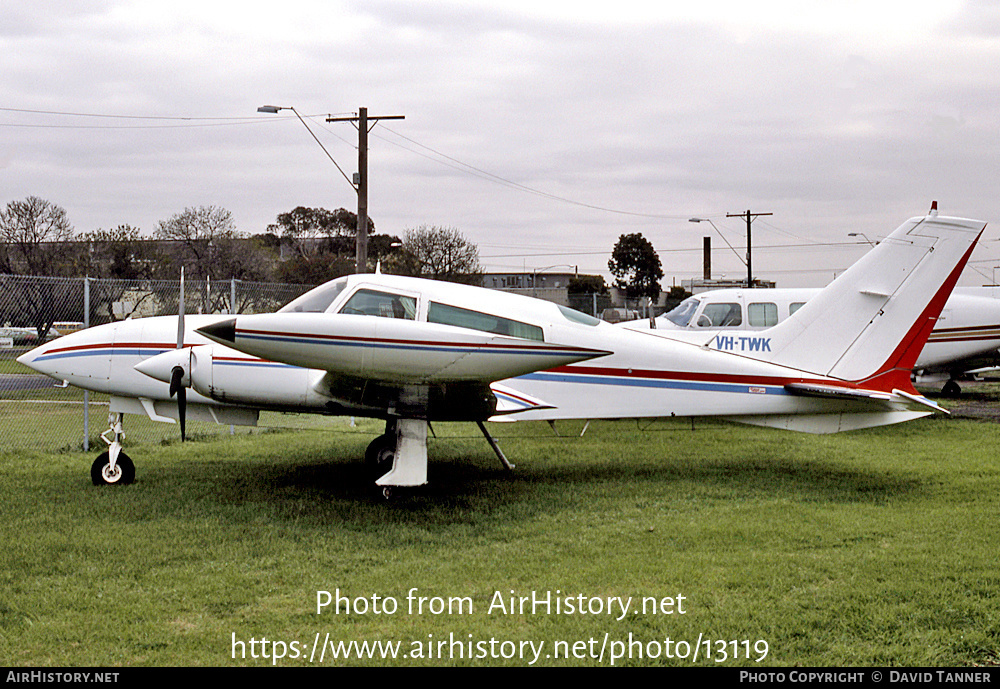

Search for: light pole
xmin=848 ymin=232 xmax=875 ymax=246
xmin=326 ymin=108 xmax=405 ymax=273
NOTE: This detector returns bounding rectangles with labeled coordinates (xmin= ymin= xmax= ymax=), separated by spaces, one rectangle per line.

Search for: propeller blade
xmin=169 ymin=365 xmax=187 ymax=442
xmin=169 ymin=365 xmax=184 ymax=398
xmin=177 ymin=386 xmax=186 ymax=442
xmin=176 ymin=267 xmax=185 ymax=350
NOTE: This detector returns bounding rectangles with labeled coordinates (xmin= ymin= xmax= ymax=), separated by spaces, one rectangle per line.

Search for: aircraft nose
xmin=15 ymin=348 xmax=40 ymax=370
xmin=15 ymin=322 xmax=117 ymax=383
xmin=16 ymin=339 xmax=61 ymax=378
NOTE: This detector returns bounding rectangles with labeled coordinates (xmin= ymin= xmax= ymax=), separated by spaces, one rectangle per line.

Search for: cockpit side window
xmin=664 ymin=297 xmax=700 ymax=327
xmin=278 ymin=277 xmax=349 ymax=314
xmin=789 ymin=302 xmax=805 ymax=316
xmin=339 ymin=289 xmax=416 ymax=320
xmin=697 ymin=303 xmax=742 ymax=328
xmin=428 ymin=302 xmax=544 ymax=341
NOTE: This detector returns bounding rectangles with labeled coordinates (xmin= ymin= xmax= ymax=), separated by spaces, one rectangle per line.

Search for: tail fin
xmin=757 ymin=208 xmax=984 ymax=392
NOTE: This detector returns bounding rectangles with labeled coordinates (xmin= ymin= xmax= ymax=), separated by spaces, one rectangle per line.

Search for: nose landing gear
xmin=91 ymin=413 xmax=135 ymax=486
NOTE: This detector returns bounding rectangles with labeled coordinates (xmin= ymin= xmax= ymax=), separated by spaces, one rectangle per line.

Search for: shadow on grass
xmin=116 ymin=439 xmax=921 ymax=531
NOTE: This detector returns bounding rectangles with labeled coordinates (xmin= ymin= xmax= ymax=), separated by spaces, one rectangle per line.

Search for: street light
xmin=848 ymin=232 xmax=875 ymax=246
xmin=531 ymin=264 xmax=578 ymax=297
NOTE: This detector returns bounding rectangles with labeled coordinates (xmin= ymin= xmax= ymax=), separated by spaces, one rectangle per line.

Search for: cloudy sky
xmin=3 ymin=0 xmax=1000 ymax=286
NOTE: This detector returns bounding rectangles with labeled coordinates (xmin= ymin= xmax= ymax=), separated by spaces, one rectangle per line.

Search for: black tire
xmin=91 ymin=451 xmax=135 ymax=486
xmin=365 ymin=434 xmax=395 ymax=476
xmin=942 ymin=380 xmax=962 ymax=398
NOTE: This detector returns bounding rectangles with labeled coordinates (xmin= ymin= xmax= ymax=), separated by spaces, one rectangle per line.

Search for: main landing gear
xmin=366 ymin=418 xmax=515 ymax=498
xmin=941 ymin=379 xmax=962 ymax=398
xmin=91 ymin=412 xmax=135 ymax=486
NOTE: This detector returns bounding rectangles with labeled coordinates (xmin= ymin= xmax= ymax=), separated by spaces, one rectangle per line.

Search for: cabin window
xmin=428 ymin=302 xmax=544 ymax=341
xmin=697 ymin=303 xmax=742 ymax=327
xmin=339 ymin=289 xmax=416 ymax=320
xmin=789 ymin=302 xmax=805 ymax=316
xmin=748 ymin=302 xmax=778 ymax=327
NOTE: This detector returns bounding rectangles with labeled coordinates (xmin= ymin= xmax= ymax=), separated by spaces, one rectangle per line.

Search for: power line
xmin=376 ymin=124 xmax=707 ymax=221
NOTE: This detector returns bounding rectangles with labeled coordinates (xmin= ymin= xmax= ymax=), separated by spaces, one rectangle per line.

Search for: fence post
xmin=83 ymin=277 xmax=90 ymax=452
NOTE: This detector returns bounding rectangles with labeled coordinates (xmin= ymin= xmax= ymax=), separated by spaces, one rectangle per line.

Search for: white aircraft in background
xmin=17 ymin=208 xmax=984 ymax=496
xmin=625 ymin=282 xmax=1000 ymax=397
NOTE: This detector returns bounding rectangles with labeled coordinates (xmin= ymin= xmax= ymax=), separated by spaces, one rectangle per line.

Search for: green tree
xmin=567 ymin=274 xmax=611 ymax=317
xmin=567 ymin=274 xmax=608 ymax=295
xmin=268 ymin=206 xmax=373 ymax=259
xmin=608 ymin=233 xmax=663 ymax=306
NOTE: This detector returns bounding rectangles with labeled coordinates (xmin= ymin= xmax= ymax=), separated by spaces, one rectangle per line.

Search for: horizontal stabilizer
xmin=784 ymin=382 xmax=948 ymax=414
xmin=890 ymin=388 xmax=949 ymax=414
xmin=785 ymin=382 xmax=893 ymax=401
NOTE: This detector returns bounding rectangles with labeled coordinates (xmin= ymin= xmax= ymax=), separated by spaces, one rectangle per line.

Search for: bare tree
xmin=154 ymin=206 xmax=270 ymax=283
xmin=389 ymin=226 xmax=482 ymax=285
xmin=0 ymin=196 xmax=77 ymax=275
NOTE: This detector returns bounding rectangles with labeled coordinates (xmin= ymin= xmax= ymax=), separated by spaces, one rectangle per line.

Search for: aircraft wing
xmin=195 ymin=313 xmax=610 ymax=384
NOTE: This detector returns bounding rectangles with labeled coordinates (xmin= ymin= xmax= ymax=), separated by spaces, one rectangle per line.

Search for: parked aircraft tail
xmin=744 ymin=205 xmax=984 ymax=394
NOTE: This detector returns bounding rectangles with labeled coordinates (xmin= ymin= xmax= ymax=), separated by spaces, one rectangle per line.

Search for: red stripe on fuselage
xmin=545 ymin=365 xmax=849 ymax=390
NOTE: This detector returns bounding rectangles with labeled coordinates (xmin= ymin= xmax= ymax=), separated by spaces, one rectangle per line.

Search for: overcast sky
xmin=3 ymin=1 xmax=1000 ymax=287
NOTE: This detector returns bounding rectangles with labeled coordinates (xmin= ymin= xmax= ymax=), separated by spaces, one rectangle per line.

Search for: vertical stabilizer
xmin=754 ymin=211 xmax=984 ymax=391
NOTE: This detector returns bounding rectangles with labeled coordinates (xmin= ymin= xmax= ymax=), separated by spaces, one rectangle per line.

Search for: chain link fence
xmin=0 ymin=274 xmax=318 ymax=453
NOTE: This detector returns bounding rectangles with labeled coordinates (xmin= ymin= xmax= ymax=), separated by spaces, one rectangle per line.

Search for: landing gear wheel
xmin=942 ymin=380 xmax=962 ymax=397
xmin=365 ymin=434 xmax=396 ymax=476
xmin=91 ymin=451 xmax=135 ymax=486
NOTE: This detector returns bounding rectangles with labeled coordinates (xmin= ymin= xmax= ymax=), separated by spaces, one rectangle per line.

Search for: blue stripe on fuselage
xmin=518 ymin=371 xmax=787 ymax=395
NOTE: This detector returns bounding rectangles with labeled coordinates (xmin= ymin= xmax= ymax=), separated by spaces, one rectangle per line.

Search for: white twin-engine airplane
xmin=16 ymin=208 xmax=985 ymax=496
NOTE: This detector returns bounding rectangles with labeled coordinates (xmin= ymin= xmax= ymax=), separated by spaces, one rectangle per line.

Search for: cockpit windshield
xmin=278 ymin=277 xmax=349 ymax=314
xmin=663 ymin=297 xmax=700 ymax=327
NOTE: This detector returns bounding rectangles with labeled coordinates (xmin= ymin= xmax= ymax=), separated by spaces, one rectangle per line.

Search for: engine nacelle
xmin=136 ymin=345 xmax=328 ymax=409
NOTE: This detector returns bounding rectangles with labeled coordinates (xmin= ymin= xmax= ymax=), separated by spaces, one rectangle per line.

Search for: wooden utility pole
xmin=327 ymin=108 xmax=405 ymax=273
xmin=726 ymin=209 xmax=772 ymax=288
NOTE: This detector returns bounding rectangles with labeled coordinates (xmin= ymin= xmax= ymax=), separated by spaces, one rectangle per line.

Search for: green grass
xmin=1 ymin=416 xmax=999 ymax=667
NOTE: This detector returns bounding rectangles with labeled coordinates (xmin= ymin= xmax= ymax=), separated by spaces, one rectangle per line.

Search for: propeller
xmin=169 ymin=365 xmax=187 ymax=441
xmin=170 ymin=267 xmax=188 ymax=441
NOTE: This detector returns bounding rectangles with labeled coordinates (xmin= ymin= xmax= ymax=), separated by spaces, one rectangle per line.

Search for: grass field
xmin=1 ymin=415 xmax=999 ymax=667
